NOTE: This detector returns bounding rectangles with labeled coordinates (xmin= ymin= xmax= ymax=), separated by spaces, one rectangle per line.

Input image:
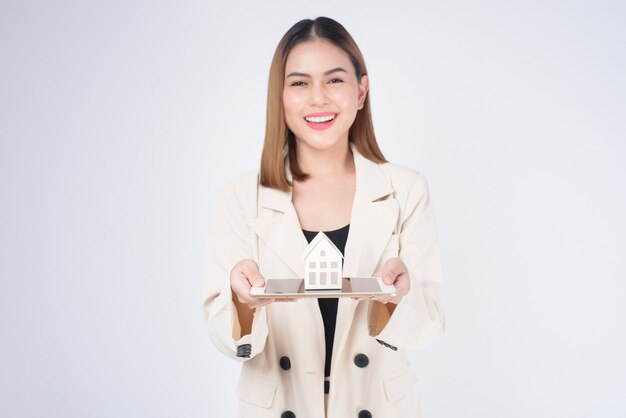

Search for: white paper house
xmin=302 ymin=232 xmax=343 ymax=290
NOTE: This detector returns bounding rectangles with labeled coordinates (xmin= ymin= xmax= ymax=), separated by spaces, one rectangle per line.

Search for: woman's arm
xmin=202 ymin=174 xmax=270 ymax=361
xmin=368 ymin=171 xmax=446 ymax=349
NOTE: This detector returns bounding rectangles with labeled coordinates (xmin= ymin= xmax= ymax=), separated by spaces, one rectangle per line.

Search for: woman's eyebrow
xmin=286 ymin=67 xmax=348 ymax=78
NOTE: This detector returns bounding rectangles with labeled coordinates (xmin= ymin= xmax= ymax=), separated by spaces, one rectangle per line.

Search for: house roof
xmin=301 ymin=231 xmax=344 ymax=261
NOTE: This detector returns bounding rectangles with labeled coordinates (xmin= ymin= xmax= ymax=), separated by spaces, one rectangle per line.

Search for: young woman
xmin=203 ymin=17 xmax=445 ymax=418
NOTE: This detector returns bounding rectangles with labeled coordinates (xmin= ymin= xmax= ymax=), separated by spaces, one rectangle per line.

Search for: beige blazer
xmin=203 ymin=143 xmax=445 ymax=418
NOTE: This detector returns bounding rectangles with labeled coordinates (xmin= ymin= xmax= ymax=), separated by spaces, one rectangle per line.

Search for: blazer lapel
xmin=332 ymin=143 xmax=399 ymax=370
xmin=342 ymin=142 xmax=399 ymax=278
xmin=245 ymin=171 xmax=308 ymax=278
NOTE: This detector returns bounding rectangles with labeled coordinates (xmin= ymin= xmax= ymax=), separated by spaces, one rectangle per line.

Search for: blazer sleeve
xmin=368 ymin=171 xmax=446 ymax=349
xmin=202 ymin=175 xmax=269 ymax=362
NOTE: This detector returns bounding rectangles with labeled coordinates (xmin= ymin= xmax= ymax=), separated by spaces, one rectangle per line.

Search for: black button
xmin=354 ymin=353 xmax=369 ymax=368
xmin=281 ymin=411 xmax=296 ymax=418
xmin=358 ymin=410 xmax=372 ymax=418
xmin=324 ymin=380 xmax=330 ymax=394
xmin=279 ymin=356 xmax=291 ymax=370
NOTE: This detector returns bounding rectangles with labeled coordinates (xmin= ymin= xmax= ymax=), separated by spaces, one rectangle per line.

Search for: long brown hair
xmin=259 ymin=17 xmax=386 ymax=191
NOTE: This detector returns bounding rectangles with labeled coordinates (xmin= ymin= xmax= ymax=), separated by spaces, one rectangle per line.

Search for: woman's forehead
xmin=285 ymin=39 xmax=354 ymax=75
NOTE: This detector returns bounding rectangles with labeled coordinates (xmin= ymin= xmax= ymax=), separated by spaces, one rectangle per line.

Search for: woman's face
xmin=282 ymin=39 xmax=368 ymax=153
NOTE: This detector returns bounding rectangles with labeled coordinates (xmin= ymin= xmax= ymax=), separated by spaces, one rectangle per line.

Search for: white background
xmin=1 ymin=1 xmax=625 ymax=417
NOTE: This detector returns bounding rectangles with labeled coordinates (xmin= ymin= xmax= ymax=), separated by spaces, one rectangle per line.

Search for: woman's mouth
xmin=304 ymin=113 xmax=337 ymax=130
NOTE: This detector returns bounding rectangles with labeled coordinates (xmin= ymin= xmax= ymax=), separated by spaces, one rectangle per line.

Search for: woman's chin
xmin=295 ymin=136 xmax=348 ymax=152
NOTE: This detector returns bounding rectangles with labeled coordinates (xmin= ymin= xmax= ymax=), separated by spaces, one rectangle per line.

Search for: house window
xmin=309 ymin=262 xmax=316 ymax=269
xmin=320 ymin=272 xmax=327 ymax=285
xmin=320 ymin=250 xmax=326 ymax=257
xmin=320 ymin=262 xmax=327 ymax=268
xmin=331 ymin=261 xmax=338 ymax=268
xmin=309 ymin=272 xmax=316 ymax=285
xmin=331 ymin=271 xmax=338 ymax=285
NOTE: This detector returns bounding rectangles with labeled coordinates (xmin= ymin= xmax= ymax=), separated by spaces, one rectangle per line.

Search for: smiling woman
xmin=203 ymin=16 xmax=446 ymax=418
xmin=260 ymin=17 xmax=385 ymax=190
xmin=282 ymin=40 xmax=366 ymax=146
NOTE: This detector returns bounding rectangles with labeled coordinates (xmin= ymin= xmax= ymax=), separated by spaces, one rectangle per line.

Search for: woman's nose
xmin=309 ymin=82 xmax=329 ymax=106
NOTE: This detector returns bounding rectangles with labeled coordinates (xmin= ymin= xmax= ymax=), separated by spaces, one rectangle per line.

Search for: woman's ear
xmin=357 ymin=74 xmax=369 ymax=110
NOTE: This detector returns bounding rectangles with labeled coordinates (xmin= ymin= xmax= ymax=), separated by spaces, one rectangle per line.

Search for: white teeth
xmin=305 ymin=114 xmax=335 ymax=123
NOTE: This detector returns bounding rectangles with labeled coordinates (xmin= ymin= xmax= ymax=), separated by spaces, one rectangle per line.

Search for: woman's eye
xmin=290 ymin=81 xmax=306 ymax=87
xmin=329 ymin=78 xmax=344 ymax=84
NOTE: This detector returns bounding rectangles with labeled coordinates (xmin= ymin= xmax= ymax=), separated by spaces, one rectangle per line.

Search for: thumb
xmin=374 ymin=267 xmax=394 ymax=285
xmin=248 ymin=270 xmax=266 ymax=287
xmin=381 ymin=258 xmax=404 ymax=285
xmin=382 ymin=273 xmax=395 ymax=285
xmin=381 ymin=268 xmax=396 ymax=285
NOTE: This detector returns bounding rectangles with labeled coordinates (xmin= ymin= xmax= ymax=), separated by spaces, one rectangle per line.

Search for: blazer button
xmin=358 ymin=410 xmax=372 ymax=418
xmin=281 ymin=411 xmax=296 ymax=418
xmin=353 ymin=353 xmax=369 ymax=368
xmin=279 ymin=356 xmax=291 ymax=370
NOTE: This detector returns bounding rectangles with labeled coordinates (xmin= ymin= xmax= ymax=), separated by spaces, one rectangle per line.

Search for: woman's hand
xmin=230 ymin=259 xmax=276 ymax=338
xmin=368 ymin=257 xmax=411 ymax=308
xmin=230 ymin=259 xmax=275 ymax=309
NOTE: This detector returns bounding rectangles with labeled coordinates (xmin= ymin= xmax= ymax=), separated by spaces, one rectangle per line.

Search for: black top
xmin=301 ymin=223 xmax=350 ymax=378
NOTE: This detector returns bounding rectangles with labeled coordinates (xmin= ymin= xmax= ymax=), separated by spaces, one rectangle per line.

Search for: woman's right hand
xmin=230 ymin=259 xmax=275 ymax=309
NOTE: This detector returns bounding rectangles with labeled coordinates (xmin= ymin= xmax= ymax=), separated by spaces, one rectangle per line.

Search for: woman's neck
xmin=295 ymin=140 xmax=355 ymax=179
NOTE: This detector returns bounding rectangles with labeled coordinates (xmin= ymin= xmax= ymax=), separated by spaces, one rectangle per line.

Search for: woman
xmin=203 ymin=17 xmax=445 ymax=418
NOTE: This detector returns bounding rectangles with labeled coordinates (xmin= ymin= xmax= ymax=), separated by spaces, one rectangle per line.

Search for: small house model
xmin=302 ymin=232 xmax=343 ymax=290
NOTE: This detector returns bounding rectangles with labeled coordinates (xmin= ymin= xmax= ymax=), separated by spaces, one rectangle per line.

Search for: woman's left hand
xmin=365 ymin=257 xmax=411 ymax=306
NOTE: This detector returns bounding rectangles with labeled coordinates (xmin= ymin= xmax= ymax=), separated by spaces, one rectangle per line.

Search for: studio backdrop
xmin=1 ymin=1 xmax=625 ymax=417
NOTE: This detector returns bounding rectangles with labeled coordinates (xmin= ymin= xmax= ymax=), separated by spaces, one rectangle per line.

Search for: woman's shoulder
xmin=216 ymin=169 xmax=260 ymax=209
xmin=378 ymin=160 xmax=429 ymax=193
xmin=222 ymin=169 xmax=259 ymax=190
xmin=377 ymin=161 xmax=434 ymax=221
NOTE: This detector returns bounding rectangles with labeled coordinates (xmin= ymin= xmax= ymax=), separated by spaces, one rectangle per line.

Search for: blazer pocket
xmin=383 ymin=366 xmax=417 ymax=403
xmin=237 ymin=372 xmax=277 ymax=408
